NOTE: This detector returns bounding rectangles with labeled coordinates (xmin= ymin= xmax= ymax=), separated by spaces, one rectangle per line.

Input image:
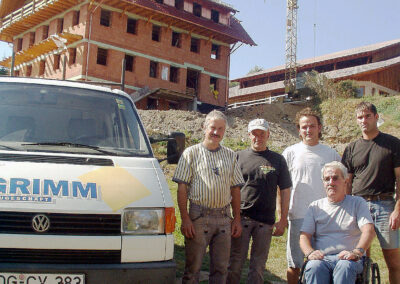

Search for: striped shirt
xmin=173 ymin=143 xmax=244 ymax=208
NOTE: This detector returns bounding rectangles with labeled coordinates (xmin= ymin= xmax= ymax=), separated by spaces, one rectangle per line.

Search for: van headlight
xmin=122 ymin=209 xmax=164 ymax=234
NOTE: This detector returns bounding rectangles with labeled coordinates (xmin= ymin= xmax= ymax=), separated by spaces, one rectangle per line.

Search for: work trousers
xmin=182 ymin=203 xmax=232 ymax=284
xmin=227 ymin=216 xmax=273 ymax=284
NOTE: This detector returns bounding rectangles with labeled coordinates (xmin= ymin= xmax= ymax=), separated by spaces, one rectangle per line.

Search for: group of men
xmin=172 ymin=102 xmax=400 ymax=284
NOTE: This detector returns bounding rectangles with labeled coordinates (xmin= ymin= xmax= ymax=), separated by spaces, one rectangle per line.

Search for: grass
xmin=167 ymin=178 xmax=389 ymax=283
xmin=160 ymin=95 xmax=400 ymax=283
xmin=320 ymin=95 xmax=400 ymax=144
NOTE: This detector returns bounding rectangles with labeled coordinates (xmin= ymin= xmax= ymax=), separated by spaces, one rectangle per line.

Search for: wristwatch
xmin=354 ymin=248 xmax=365 ymax=254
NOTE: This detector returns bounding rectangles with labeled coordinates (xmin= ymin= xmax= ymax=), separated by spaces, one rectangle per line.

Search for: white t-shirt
xmin=283 ymin=142 xmax=341 ymax=220
xmin=301 ymin=195 xmax=373 ymax=255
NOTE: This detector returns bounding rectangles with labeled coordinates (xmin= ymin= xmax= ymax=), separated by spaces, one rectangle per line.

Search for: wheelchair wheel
xmin=358 ymin=256 xmax=371 ymax=284
xmin=371 ymin=263 xmax=380 ymax=284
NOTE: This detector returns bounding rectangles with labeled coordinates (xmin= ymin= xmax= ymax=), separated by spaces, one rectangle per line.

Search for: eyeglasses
xmin=322 ymin=175 xmax=340 ymax=183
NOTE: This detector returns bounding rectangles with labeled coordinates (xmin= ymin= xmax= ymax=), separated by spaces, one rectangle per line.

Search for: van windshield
xmin=0 ymin=82 xmax=151 ymax=157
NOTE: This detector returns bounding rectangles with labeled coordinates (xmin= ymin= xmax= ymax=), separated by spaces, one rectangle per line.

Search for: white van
xmin=0 ymin=77 xmax=182 ymax=283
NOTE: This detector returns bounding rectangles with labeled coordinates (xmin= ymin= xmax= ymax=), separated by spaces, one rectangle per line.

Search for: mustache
xmin=210 ymin=134 xmax=220 ymax=138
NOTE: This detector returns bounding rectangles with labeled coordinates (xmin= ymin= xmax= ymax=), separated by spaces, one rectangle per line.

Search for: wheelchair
xmin=298 ymin=256 xmax=381 ymax=284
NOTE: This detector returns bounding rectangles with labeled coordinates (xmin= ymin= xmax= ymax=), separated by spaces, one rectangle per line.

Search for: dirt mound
xmin=138 ymin=103 xmax=305 ymax=151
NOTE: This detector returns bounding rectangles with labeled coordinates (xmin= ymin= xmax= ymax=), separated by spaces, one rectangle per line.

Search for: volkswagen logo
xmin=32 ymin=214 xmax=50 ymax=233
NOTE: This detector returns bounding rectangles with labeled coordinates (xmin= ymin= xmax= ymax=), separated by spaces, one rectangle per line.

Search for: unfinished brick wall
xmin=83 ymin=6 xmax=230 ymax=108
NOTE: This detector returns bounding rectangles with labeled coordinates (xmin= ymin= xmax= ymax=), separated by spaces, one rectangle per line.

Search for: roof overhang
xmin=0 ymin=32 xmax=82 ymax=67
xmin=0 ymin=0 xmax=82 ymax=42
xmin=1 ymin=0 xmax=255 ymax=46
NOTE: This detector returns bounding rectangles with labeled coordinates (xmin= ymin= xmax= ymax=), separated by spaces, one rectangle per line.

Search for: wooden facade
xmin=229 ymin=39 xmax=400 ymax=104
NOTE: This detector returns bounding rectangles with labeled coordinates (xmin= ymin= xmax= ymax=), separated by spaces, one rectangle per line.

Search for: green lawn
xmin=168 ymin=180 xmax=390 ymax=283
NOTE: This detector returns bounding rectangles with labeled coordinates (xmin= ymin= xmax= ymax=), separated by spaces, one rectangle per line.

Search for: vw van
xmin=0 ymin=77 xmax=180 ymax=283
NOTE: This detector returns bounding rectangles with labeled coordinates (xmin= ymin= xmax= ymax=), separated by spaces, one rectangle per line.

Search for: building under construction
xmin=229 ymin=39 xmax=400 ymax=105
xmin=0 ymin=0 xmax=255 ymax=111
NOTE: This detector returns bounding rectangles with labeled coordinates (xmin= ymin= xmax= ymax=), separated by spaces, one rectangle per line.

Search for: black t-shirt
xmin=342 ymin=132 xmax=400 ymax=196
xmin=237 ymin=148 xmax=292 ymax=225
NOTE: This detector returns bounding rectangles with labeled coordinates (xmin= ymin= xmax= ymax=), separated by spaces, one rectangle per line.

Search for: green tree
xmin=247 ymin=65 xmax=264 ymax=75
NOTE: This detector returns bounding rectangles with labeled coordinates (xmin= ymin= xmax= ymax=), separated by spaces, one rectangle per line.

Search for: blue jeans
xmin=304 ymin=254 xmax=363 ymax=284
xmin=367 ymin=199 xmax=399 ymax=249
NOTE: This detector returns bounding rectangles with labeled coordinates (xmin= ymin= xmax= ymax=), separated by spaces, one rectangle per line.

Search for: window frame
xmin=170 ymin=66 xmax=179 ymax=83
xmin=100 ymin=9 xmax=111 ymax=27
xmin=193 ymin=3 xmax=202 ymax=17
xmin=190 ymin=37 xmax=200 ymax=53
xmin=152 ymin=25 xmax=161 ymax=42
xmin=125 ymin=54 xmax=134 ymax=72
xmin=97 ymin=47 xmax=108 ymax=66
xmin=127 ymin=18 xmax=137 ymax=34
xmin=149 ymin=61 xmax=158 ymax=78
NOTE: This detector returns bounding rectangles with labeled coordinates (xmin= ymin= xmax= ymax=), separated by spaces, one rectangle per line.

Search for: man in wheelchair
xmin=299 ymin=161 xmax=376 ymax=283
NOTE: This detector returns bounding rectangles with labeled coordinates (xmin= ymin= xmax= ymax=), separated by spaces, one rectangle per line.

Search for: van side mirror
xmin=149 ymin=132 xmax=185 ymax=164
xmin=167 ymin=132 xmax=185 ymax=164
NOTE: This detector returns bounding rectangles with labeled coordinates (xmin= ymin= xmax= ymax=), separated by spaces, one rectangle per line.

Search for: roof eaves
xmin=232 ymin=38 xmax=400 ymax=80
xmin=127 ymin=0 xmax=255 ymax=45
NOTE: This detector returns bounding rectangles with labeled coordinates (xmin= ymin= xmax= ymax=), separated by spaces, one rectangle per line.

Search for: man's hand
xmin=181 ymin=215 xmax=195 ymax=239
xmin=307 ymin=250 xmax=324 ymax=260
xmin=272 ymin=219 xmax=287 ymax=236
xmin=389 ymin=209 xmax=400 ymax=230
xmin=338 ymin=250 xmax=361 ymax=261
xmin=231 ymin=217 xmax=242 ymax=238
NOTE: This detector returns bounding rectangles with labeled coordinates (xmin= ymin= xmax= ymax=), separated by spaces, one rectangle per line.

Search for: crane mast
xmin=284 ymin=0 xmax=298 ymax=97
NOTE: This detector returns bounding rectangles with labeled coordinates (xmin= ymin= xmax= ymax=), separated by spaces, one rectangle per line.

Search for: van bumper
xmin=0 ymin=261 xmax=176 ymax=284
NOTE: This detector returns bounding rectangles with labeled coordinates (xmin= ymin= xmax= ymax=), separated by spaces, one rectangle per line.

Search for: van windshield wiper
xmin=22 ymin=142 xmax=117 ymax=156
xmin=0 ymin=143 xmax=20 ymax=151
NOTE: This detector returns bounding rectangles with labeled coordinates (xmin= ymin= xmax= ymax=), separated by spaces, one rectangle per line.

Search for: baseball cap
xmin=248 ymin=119 xmax=269 ymax=132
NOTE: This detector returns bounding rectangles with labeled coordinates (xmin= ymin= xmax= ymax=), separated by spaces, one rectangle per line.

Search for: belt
xmin=189 ymin=202 xmax=230 ymax=216
xmin=362 ymin=193 xmax=394 ymax=201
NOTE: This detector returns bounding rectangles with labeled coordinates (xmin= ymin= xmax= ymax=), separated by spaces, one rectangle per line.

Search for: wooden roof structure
xmin=0 ymin=0 xmax=255 ymax=45
xmin=0 ymin=32 xmax=82 ymax=67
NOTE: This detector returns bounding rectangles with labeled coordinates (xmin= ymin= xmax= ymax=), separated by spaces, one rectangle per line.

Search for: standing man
xmin=228 ymin=119 xmax=292 ymax=284
xmin=342 ymin=102 xmax=400 ymax=283
xmin=300 ymin=161 xmax=376 ymax=284
xmin=173 ymin=110 xmax=244 ymax=284
xmin=283 ymin=107 xmax=341 ymax=284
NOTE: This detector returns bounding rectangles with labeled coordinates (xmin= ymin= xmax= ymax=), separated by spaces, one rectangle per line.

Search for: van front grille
xmin=0 ymin=212 xmax=121 ymax=235
xmin=0 ymin=248 xmax=121 ymax=264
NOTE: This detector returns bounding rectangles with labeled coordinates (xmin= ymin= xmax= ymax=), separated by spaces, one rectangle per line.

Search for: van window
xmin=0 ymin=83 xmax=151 ymax=157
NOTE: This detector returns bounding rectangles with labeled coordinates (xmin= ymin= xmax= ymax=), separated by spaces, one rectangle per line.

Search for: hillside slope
xmin=139 ymin=95 xmax=400 ymax=154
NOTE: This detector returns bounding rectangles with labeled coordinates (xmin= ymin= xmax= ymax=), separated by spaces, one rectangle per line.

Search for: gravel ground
xmin=138 ymin=103 xmax=305 ymax=151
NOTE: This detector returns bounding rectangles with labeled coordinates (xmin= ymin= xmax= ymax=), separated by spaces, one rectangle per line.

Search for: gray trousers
xmin=227 ymin=217 xmax=273 ymax=284
xmin=183 ymin=203 xmax=232 ymax=284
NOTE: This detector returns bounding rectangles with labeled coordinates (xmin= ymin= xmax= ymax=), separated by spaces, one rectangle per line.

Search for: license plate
xmin=0 ymin=273 xmax=85 ymax=284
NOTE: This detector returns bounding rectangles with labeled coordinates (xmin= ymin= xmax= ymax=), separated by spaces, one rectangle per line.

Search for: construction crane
xmin=284 ymin=0 xmax=298 ymax=97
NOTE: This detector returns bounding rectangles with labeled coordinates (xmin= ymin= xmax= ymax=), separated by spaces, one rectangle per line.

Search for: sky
xmin=1 ymin=0 xmax=399 ymax=79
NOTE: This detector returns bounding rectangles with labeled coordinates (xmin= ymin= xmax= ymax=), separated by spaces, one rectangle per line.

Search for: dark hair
xmin=355 ymin=102 xmax=377 ymax=115
xmin=295 ymin=107 xmax=322 ymax=139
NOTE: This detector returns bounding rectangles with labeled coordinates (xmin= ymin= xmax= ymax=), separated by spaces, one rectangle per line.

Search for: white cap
xmin=248 ymin=119 xmax=269 ymax=133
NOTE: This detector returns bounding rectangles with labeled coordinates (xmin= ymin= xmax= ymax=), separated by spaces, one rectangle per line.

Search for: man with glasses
xmin=299 ymin=161 xmax=375 ymax=284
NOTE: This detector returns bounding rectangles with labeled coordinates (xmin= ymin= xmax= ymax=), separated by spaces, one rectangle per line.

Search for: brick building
xmin=0 ymin=0 xmax=255 ymax=111
xmin=229 ymin=39 xmax=400 ymax=105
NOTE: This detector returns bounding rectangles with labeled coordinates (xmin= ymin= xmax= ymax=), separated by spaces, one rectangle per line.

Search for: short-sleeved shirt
xmin=301 ymin=195 xmax=373 ymax=255
xmin=172 ymin=143 xmax=244 ymax=208
xmin=237 ymin=148 xmax=292 ymax=225
xmin=283 ymin=142 xmax=341 ymax=220
xmin=342 ymin=132 xmax=400 ymax=196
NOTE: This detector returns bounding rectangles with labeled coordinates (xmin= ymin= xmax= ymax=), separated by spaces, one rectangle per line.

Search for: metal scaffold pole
xmin=284 ymin=0 xmax=298 ymax=97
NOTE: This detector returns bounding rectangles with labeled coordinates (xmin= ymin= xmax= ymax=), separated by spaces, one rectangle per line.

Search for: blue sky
xmin=227 ymin=0 xmax=400 ymax=79
xmin=1 ymin=0 xmax=399 ymax=79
